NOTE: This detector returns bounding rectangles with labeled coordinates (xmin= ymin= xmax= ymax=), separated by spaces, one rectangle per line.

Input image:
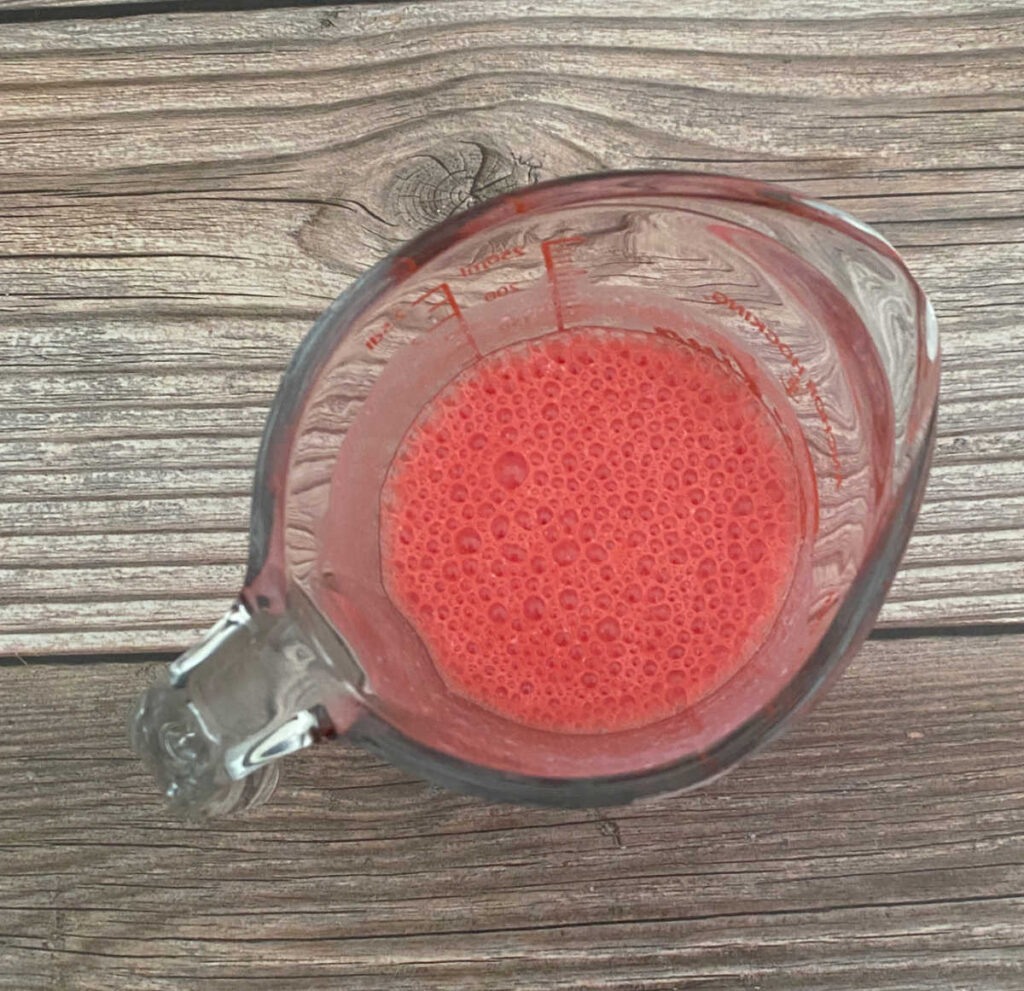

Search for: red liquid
xmin=380 ymin=329 xmax=805 ymax=733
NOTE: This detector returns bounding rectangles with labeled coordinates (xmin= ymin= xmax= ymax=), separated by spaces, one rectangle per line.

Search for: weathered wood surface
xmin=1 ymin=5 xmax=1023 ymax=989
xmin=0 ymin=2 xmax=1022 ymax=651
xmin=1 ymin=0 xmax=1019 ymax=15
xmin=1 ymin=632 xmax=1023 ymax=990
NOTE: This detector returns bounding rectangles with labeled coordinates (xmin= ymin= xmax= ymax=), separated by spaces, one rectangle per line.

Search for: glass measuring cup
xmin=130 ymin=172 xmax=939 ymax=817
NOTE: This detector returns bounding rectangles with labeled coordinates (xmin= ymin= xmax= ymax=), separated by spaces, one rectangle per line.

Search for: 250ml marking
xmin=706 ymin=290 xmax=843 ymax=487
xmin=459 ymin=245 xmax=525 ymax=278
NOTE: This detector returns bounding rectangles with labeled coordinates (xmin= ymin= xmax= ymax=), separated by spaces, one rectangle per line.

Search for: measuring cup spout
xmin=129 ymin=594 xmax=362 ymax=818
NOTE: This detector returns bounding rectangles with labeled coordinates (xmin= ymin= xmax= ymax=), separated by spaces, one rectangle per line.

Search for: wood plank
xmin=0 ymin=3 xmax=1022 ymax=652
xmin=1 ymin=632 xmax=1022 ymax=988
xmin=0 ymin=0 xmax=1019 ymax=21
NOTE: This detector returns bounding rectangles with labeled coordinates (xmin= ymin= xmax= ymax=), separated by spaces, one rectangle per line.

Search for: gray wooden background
xmin=1 ymin=1 xmax=1022 ymax=988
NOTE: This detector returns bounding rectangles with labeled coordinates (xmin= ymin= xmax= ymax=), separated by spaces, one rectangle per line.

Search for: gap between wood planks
xmin=5 ymin=622 xmax=1024 ymax=666
xmin=0 ymin=0 xmax=373 ymax=26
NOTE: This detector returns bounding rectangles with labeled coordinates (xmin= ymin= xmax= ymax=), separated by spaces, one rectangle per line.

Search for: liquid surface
xmin=380 ymin=328 xmax=804 ymax=733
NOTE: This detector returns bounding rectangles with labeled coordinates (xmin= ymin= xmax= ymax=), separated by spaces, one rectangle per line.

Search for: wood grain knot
xmin=387 ymin=140 xmax=541 ymax=229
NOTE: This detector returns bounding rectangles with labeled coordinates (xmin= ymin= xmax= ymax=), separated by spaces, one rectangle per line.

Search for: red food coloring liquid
xmin=380 ymin=329 xmax=805 ymax=733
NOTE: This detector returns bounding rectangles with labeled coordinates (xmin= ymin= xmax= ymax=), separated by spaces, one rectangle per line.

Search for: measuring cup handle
xmin=129 ymin=597 xmax=359 ymax=818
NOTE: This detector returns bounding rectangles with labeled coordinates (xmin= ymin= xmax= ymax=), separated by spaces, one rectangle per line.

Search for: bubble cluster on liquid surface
xmin=380 ymin=328 xmax=804 ymax=733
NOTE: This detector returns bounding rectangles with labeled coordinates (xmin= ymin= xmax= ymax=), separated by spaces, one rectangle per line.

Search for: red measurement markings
xmin=706 ymin=290 xmax=842 ymax=487
xmin=653 ymin=325 xmax=684 ymax=345
xmin=707 ymin=291 xmax=806 ymax=379
xmin=541 ymin=236 xmax=585 ymax=332
xmin=413 ymin=282 xmax=480 ymax=357
xmin=365 ymin=321 xmax=391 ymax=351
xmin=365 ymin=256 xmax=421 ymax=346
xmin=365 ymin=283 xmax=478 ymax=354
xmin=459 ymin=245 xmax=525 ymax=278
xmin=655 ymin=325 xmax=760 ymax=398
xmin=485 ymin=282 xmax=520 ymax=302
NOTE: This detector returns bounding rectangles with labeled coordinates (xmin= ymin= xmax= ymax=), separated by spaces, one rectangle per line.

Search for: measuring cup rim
xmin=242 ymin=169 xmax=940 ymax=803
